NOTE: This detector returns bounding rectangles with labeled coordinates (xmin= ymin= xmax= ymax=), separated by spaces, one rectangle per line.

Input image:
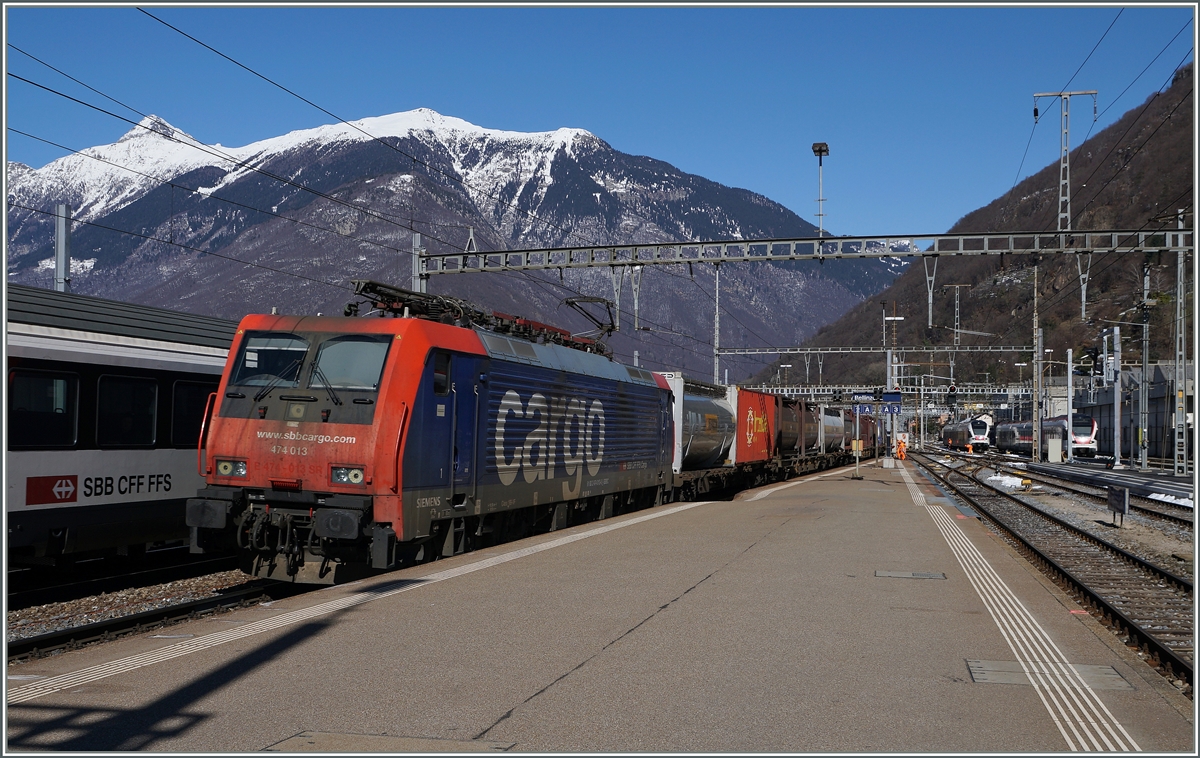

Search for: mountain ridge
xmin=7 ymin=107 xmax=908 ymax=380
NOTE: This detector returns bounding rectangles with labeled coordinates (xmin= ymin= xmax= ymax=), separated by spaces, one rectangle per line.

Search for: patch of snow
xmin=1149 ymin=493 xmax=1194 ymax=509
xmin=35 ymin=257 xmax=96 ymax=275
xmin=987 ymin=474 xmax=1026 ymax=489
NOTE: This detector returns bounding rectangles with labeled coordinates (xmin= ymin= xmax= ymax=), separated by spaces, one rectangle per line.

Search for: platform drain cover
xmin=875 ymin=570 xmax=946 ymax=579
xmin=966 ymin=660 xmax=1133 ymax=690
xmin=265 ymin=732 xmax=515 ymax=752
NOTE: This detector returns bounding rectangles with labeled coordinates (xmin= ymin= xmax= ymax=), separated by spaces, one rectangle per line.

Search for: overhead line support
xmin=420 ymin=230 xmax=1190 ymax=275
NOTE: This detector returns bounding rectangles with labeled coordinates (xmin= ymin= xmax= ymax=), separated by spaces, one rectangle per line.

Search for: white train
xmin=942 ymin=414 xmax=992 ymax=451
xmin=7 ymin=284 xmax=237 ymax=565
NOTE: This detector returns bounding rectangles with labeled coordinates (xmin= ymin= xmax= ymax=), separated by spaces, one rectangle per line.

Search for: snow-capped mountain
xmin=7 ymin=108 xmax=908 ymax=379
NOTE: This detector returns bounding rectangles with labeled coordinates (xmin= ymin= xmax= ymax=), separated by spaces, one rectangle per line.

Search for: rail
xmin=913 ymin=452 xmax=1193 ymax=689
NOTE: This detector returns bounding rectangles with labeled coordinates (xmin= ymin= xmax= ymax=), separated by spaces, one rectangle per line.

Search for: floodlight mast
xmin=812 ymin=142 xmax=829 ymax=238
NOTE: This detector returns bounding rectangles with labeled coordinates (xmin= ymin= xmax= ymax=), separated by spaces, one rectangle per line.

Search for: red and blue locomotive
xmin=187 ymin=282 xmax=672 ymax=582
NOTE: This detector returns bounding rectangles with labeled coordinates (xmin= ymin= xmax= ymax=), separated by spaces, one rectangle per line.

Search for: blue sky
xmin=4 ymin=4 xmax=1195 ymax=235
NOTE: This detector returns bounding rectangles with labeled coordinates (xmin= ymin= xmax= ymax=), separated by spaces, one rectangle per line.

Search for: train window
xmin=309 ymin=335 xmax=391 ymax=390
xmin=97 ymin=376 xmax=157 ymax=447
xmin=8 ymin=370 xmax=78 ymax=448
xmin=433 ymin=352 xmax=451 ymax=396
xmin=230 ymin=333 xmax=309 ymax=387
xmin=173 ymin=381 xmax=218 ymax=446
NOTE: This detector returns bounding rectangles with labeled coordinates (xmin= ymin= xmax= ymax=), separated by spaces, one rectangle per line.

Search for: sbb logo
xmin=495 ymin=390 xmax=605 ymax=499
xmin=26 ymin=475 xmax=78 ymax=505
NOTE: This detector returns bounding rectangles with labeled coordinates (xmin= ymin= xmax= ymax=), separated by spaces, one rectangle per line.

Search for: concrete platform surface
xmin=6 ymin=461 xmax=1194 ymax=752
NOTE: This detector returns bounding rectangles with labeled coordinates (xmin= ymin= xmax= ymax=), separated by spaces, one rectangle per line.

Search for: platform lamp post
xmin=1014 ymin=363 xmax=1028 ymax=420
xmin=1044 ymin=348 xmax=1054 ymax=416
xmin=812 ymin=142 xmax=829 ymax=238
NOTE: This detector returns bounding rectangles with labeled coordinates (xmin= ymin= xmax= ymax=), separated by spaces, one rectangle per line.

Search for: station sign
xmin=881 ymin=403 xmax=902 ymax=414
xmin=882 ymin=392 xmax=902 ymax=403
xmin=852 ymin=404 xmax=875 ymax=414
xmin=851 ymin=394 xmax=875 ymax=403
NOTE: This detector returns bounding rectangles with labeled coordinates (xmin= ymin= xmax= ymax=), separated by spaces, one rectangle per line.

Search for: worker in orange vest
xmin=897 ymin=439 xmax=907 ymax=460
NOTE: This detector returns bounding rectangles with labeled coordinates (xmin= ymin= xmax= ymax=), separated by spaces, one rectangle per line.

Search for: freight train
xmin=993 ymin=415 xmax=1098 ymax=458
xmin=6 ymin=284 xmax=238 ymax=565
xmin=187 ymin=282 xmax=876 ymax=584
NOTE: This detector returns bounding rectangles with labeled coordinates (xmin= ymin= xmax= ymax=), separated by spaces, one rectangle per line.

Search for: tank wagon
xmin=188 ymin=282 xmax=874 ymax=583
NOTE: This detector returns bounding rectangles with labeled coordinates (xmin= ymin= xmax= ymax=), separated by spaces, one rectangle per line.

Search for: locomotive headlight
xmin=216 ymin=460 xmax=247 ymax=477
xmin=331 ymin=467 xmax=365 ymax=485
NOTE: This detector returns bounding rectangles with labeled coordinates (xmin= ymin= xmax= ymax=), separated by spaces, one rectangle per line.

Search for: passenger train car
xmin=187 ymin=282 xmax=875 ymax=583
xmin=993 ymin=415 xmax=1097 ymax=458
xmin=942 ymin=414 xmax=992 ymax=451
xmin=1046 ymin=415 xmax=1099 ymax=457
xmin=6 ymin=284 xmax=238 ymax=565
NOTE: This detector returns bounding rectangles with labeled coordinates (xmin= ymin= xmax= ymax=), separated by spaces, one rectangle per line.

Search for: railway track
xmin=932 ymin=450 xmax=1193 ymax=529
xmin=7 ymin=556 xmax=240 ymax=612
xmin=912 ymin=452 xmax=1194 ymax=692
xmin=7 ymin=581 xmax=314 ymax=664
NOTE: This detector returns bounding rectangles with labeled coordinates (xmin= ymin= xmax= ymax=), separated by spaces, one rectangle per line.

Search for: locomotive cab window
xmin=97 ymin=376 xmax=157 ymax=447
xmin=8 ymin=370 xmax=78 ymax=448
xmin=229 ymin=333 xmax=309 ymax=387
xmin=173 ymin=380 xmax=218 ymax=446
xmin=309 ymin=335 xmax=391 ymax=391
xmin=433 ymin=352 xmax=451 ymax=396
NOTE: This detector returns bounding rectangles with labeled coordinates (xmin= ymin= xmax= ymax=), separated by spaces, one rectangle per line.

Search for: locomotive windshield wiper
xmin=253 ymin=358 xmax=304 ymax=402
xmin=310 ymin=363 xmax=343 ymax=406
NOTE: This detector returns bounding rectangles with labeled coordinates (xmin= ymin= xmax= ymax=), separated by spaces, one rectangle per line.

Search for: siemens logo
xmin=495 ymin=390 xmax=604 ymax=499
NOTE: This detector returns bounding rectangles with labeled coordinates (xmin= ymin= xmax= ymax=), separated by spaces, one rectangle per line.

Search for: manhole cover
xmin=265 ymin=732 xmax=515 ymax=752
xmin=966 ymin=660 xmax=1133 ymax=690
xmin=875 ymin=570 xmax=946 ymax=579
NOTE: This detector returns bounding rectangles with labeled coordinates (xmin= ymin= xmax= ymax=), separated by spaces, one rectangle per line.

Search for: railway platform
xmin=1026 ymin=461 xmax=1194 ymax=503
xmin=5 ymin=461 xmax=1194 ymax=752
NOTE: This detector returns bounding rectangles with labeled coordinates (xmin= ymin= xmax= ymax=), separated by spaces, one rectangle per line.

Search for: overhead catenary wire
xmin=1002 ymin=9 xmax=1123 ymax=212
xmin=7 ymin=127 xmax=418 ymax=258
xmin=977 ymin=60 xmax=1195 ymax=348
xmin=986 ymin=190 xmax=1194 ymax=346
xmin=11 ymin=38 xmax=773 ymax=369
xmin=9 ymin=201 xmax=352 ymax=293
xmin=5 ymin=71 xmax=466 ymax=253
xmin=136 ymin=8 xmax=594 ymax=252
xmin=134 ymin=9 xmax=791 ymax=357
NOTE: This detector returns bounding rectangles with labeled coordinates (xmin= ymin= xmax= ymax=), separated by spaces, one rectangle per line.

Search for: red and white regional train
xmin=187 ymin=282 xmax=876 ymax=583
xmin=993 ymin=415 xmax=1099 ymax=458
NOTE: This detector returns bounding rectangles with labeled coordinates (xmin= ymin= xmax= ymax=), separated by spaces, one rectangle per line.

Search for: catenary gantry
xmin=420 ymin=229 xmax=1192 ymax=274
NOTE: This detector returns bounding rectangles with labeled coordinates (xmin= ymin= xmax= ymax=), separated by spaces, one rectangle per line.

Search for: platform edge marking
xmin=6 ymin=500 xmax=717 ymax=705
xmin=899 ymin=463 xmax=1141 ymax=752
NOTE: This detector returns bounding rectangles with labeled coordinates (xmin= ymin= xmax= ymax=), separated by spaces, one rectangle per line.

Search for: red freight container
xmin=735 ymin=388 xmax=777 ymax=463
